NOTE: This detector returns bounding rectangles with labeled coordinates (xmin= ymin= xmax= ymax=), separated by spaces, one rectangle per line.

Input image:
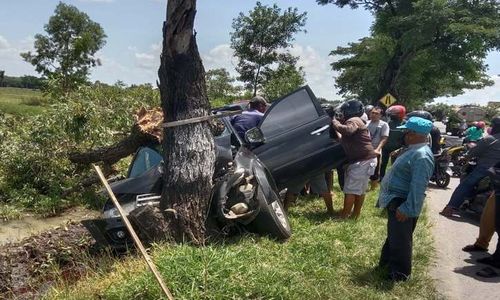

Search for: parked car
xmin=83 ymin=86 xmax=346 ymax=250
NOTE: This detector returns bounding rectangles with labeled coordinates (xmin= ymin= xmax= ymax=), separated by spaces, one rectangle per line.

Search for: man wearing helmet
xmin=464 ymin=120 xmax=485 ymax=143
xmin=441 ymin=116 xmax=500 ymax=217
xmin=380 ymin=105 xmax=406 ymax=179
xmin=406 ymin=110 xmax=442 ymax=155
xmin=331 ymin=100 xmax=378 ymax=219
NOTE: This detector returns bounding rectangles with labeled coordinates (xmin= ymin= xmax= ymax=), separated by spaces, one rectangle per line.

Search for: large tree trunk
xmin=157 ymin=0 xmax=216 ymax=245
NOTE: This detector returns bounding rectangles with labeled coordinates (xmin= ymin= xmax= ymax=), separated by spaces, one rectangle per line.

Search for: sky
xmin=1 ymin=0 xmax=499 ymax=105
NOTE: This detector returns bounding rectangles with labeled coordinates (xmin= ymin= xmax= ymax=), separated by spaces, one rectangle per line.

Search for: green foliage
xmin=262 ymin=62 xmax=305 ymax=102
xmin=230 ymin=2 xmax=307 ymax=96
xmin=1 ymin=75 xmax=46 ymax=89
xmin=0 ymin=84 xmax=159 ymax=215
xmin=21 ymin=2 xmax=106 ymax=97
xmin=205 ymin=68 xmax=239 ymax=103
xmin=425 ymin=102 xmax=456 ymax=121
xmin=49 ymin=190 xmax=437 ymax=299
xmin=0 ymin=87 xmax=48 ymax=116
xmin=320 ymin=0 xmax=500 ymax=108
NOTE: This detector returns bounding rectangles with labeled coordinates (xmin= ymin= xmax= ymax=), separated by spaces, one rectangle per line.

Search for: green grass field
xmin=0 ymin=87 xmax=47 ymax=116
xmin=48 ymin=189 xmax=438 ymax=300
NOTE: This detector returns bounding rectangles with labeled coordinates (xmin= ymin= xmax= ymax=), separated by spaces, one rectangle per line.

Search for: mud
xmin=0 ymin=208 xmax=104 ymax=299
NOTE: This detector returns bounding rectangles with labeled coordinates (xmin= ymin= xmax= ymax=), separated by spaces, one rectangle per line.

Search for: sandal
xmin=439 ymin=206 xmax=456 ymax=217
xmin=462 ymin=244 xmax=488 ymax=252
xmin=476 ymin=267 xmax=499 ymax=278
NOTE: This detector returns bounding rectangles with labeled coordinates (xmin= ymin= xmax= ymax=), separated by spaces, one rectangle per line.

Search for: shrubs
xmin=0 ymin=83 xmax=160 ymax=217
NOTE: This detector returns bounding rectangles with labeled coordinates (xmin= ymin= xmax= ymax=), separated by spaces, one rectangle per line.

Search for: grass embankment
xmin=48 ymin=189 xmax=438 ymax=300
xmin=0 ymin=87 xmax=47 ymax=116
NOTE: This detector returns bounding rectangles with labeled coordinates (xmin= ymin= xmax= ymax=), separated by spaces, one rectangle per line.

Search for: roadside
xmin=427 ymin=177 xmax=499 ymax=300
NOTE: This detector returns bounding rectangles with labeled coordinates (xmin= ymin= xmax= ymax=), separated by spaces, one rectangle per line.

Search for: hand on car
xmin=395 ymin=209 xmax=408 ymax=222
xmin=332 ymin=118 xmax=341 ymax=128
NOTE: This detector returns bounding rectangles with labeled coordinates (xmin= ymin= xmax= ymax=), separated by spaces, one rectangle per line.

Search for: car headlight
xmin=103 ymin=207 xmax=120 ymax=218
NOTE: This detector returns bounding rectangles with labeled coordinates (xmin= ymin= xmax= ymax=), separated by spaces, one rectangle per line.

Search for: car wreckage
xmin=83 ymin=86 xmax=346 ymax=250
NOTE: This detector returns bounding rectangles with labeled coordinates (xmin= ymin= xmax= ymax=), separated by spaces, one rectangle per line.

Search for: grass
xmin=47 ymin=188 xmax=438 ymax=300
xmin=0 ymin=87 xmax=47 ymax=116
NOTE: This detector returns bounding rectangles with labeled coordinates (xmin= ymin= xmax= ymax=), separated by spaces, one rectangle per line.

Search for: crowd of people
xmin=232 ymin=96 xmax=500 ymax=282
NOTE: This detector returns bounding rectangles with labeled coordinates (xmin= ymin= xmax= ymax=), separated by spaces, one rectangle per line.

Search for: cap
xmin=249 ymin=96 xmax=269 ymax=106
xmin=397 ymin=116 xmax=433 ymax=135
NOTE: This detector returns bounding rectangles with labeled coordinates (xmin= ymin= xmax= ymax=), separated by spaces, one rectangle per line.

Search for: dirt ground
xmin=0 ymin=221 xmax=98 ymax=299
xmin=427 ymin=178 xmax=499 ymax=300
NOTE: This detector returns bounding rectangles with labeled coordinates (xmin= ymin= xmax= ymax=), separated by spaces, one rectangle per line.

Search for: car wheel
xmin=249 ymin=186 xmax=291 ymax=240
xmin=436 ymin=173 xmax=450 ymax=188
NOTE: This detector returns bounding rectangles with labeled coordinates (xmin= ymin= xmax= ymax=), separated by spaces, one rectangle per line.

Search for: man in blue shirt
xmin=231 ymin=96 xmax=268 ymax=140
xmin=378 ymin=116 xmax=435 ymax=282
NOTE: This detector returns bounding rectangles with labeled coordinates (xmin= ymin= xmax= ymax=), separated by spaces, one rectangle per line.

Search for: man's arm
xmin=467 ymin=136 xmax=494 ymax=158
xmin=332 ymin=119 xmax=358 ymax=136
xmin=397 ymin=154 xmax=434 ymax=218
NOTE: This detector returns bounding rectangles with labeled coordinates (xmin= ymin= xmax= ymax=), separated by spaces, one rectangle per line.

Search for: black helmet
xmin=407 ymin=110 xmax=433 ymax=121
xmin=339 ymin=100 xmax=364 ymax=120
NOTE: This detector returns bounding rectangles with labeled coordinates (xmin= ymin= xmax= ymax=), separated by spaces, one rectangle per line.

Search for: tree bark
xmin=158 ymin=0 xmax=216 ymax=245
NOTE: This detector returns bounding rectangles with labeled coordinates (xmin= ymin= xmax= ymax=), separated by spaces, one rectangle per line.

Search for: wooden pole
xmin=93 ymin=164 xmax=174 ymax=300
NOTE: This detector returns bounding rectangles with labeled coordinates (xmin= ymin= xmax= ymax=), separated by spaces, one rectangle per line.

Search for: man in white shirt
xmin=367 ymin=106 xmax=390 ymax=190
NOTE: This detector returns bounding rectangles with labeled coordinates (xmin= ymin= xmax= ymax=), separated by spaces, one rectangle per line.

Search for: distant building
xmin=488 ymin=101 xmax=500 ymax=108
xmin=456 ymin=106 xmax=486 ymax=122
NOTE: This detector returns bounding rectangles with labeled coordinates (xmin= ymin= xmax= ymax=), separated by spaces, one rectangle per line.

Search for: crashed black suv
xmin=83 ymin=86 xmax=346 ymax=250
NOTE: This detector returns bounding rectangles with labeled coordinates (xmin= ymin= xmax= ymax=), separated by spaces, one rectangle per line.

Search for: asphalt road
xmin=427 ymin=177 xmax=499 ymax=299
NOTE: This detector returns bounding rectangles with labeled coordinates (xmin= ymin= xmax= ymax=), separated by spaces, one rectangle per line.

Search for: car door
xmin=251 ymin=86 xmax=345 ymax=190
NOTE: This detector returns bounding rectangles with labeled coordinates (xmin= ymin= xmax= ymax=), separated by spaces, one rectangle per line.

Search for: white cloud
xmin=0 ymin=35 xmax=10 ymax=49
xmin=134 ymin=42 xmax=161 ymax=70
xmin=290 ymin=44 xmax=339 ymax=100
xmin=78 ymin=0 xmax=114 ymax=3
xmin=435 ymin=75 xmax=500 ymax=105
xmin=201 ymin=44 xmax=238 ymax=76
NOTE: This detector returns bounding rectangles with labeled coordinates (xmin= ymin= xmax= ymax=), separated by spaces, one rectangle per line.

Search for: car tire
xmin=436 ymin=173 xmax=450 ymax=188
xmin=249 ymin=186 xmax=291 ymax=240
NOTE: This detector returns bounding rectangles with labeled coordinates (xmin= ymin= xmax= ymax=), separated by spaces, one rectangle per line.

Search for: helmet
xmin=476 ymin=121 xmax=485 ymax=129
xmin=339 ymin=100 xmax=364 ymax=120
xmin=386 ymin=105 xmax=406 ymax=120
xmin=472 ymin=121 xmax=478 ymax=127
xmin=406 ymin=110 xmax=433 ymax=121
xmin=365 ymin=104 xmax=374 ymax=115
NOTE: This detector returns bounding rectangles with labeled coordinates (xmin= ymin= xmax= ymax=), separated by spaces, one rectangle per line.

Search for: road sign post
xmin=379 ymin=93 xmax=397 ymax=107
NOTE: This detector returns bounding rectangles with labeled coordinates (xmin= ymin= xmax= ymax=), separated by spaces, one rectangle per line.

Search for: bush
xmin=0 ymin=83 xmax=160 ymax=215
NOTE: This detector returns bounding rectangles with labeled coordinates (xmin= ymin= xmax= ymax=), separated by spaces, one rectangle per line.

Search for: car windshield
xmin=128 ymin=147 xmax=163 ymax=178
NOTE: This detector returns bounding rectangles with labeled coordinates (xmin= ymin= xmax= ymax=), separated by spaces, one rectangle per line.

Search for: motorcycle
xmin=447 ymin=144 xmax=467 ymax=177
xmin=430 ymin=148 xmax=452 ymax=188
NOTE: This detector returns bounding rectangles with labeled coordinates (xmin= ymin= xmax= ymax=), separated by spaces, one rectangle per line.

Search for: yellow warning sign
xmin=379 ymin=93 xmax=397 ymax=107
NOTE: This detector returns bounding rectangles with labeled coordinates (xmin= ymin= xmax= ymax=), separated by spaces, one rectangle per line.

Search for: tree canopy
xmin=205 ymin=68 xmax=239 ymax=101
xmin=319 ymin=0 xmax=500 ymax=108
xmin=262 ymin=61 xmax=305 ymax=101
xmin=230 ymin=2 xmax=307 ymax=96
xmin=21 ymin=2 xmax=106 ymax=96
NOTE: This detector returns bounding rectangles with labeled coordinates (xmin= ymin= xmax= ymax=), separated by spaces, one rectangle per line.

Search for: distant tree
xmin=262 ymin=61 xmax=305 ymax=101
xmin=21 ymin=2 xmax=106 ymax=96
xmin=230 ymin=2 xmax=307 ymax=96
xmin=0 ymin=70 xmax=4 ymax=87
xmin=205 ymin=68 xmax=237 ymax=101
xmin=425 ymin=103 xmax=455 ymax=121
xmin=318 ymin=0 xmax=500 ymax=108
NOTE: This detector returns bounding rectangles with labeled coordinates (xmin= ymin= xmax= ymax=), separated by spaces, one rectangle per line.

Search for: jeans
xmin=446 ymin=165 xmax=490 ymax=209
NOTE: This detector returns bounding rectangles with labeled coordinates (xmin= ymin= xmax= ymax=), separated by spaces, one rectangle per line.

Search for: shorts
xmin=287 ymin=173 xmax=328 ymax=195
xmin=343 ymin=157 xmax=377 ymax=195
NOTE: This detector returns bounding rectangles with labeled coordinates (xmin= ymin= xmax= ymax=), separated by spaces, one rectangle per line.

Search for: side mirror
xmin=245 ymin=127 xmax=265 ymax=144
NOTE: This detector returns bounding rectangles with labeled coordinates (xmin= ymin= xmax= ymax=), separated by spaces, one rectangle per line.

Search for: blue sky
xmin=1 ymin=0 xmax=499 ymax=104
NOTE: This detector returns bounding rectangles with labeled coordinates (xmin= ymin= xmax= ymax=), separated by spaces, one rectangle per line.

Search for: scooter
xmin=458 ymin=159 xmax=493 ymax=218
xmin=430 ymin=148 xmax=452 ymax=188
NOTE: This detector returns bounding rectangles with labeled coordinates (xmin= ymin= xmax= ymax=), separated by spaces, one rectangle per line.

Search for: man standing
xmin=231 ymin=96 xmax=268 ymax=140
xmin=380 ymin=105 xmax=406 ymax=180
xmin=332 ymin=100 xmax=377 ymax=219
xmin=378 ymin=116 xmax=434 ymax=281
xmin=367 ymin=106 xmax=389 ymax=190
